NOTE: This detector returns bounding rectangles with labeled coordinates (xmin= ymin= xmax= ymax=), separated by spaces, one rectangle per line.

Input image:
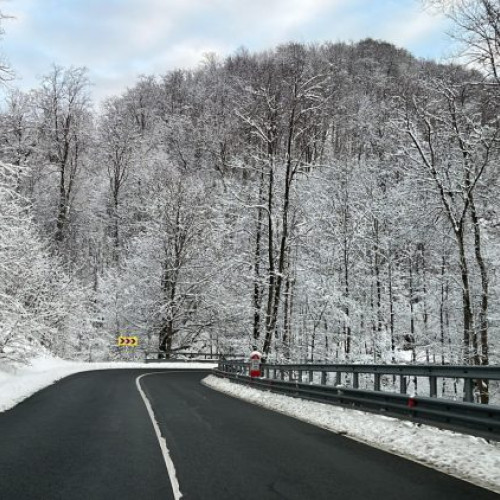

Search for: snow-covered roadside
xmin=0 ymin=356 xmax=216 ymax=413
xmin=203 ymin=375 xmax=500 ymax=494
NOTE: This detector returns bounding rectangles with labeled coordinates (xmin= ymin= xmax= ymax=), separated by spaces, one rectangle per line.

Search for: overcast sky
xmin=1 ymin=0 xmax=452 ymax=102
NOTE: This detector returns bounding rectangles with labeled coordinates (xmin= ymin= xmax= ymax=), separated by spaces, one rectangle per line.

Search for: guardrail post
xmin=353 ymin=372 xmax=359 ymax=389
xmin=217 ymin=361 xmax=500 ymax=440
xmin=464 ymin=378 xmax=474 ymax=402
xmin=429 ymin=376 xmax=437 ymax=398
xmin=400 ymin=375 xmax=407 ymax=394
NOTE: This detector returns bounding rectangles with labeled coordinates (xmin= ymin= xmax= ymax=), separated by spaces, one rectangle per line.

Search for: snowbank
xmin=0 ymin=356 xmax=216 ymax=413
xmin=203 ymin=374 xmax=500 ymax=494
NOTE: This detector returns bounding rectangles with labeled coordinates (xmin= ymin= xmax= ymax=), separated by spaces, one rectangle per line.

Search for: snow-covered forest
xmin=0 ymin=1 xmax=499 ymax=367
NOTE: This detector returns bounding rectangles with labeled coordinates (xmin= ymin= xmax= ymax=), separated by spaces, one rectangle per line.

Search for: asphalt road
xmin=0 ymin=369 xmax=497 ymax=500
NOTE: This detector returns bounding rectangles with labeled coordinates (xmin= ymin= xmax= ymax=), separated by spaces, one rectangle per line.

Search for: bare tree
xmin=36 ymin=66 xmax=92 ymax=245
xmin=402 ymin=77 xmax=498 ymax=377
xmin=0 ymin=10 xmax=14 ymax=84
xmin=426 ymin=0 xmax=500 ymax=84
xmin=99 ymin=96 xmax=139 ymax=260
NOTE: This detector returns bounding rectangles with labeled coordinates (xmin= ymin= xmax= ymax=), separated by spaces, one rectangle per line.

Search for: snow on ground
xmin=203 ymin=375 xmax=500 ymax=495
xmin=0 ymin=355 xmax=216 ymax=413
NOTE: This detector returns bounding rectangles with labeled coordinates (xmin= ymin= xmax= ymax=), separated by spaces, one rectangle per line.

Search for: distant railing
xmin=215 ymin=361 xmax=500 ymax=441
xmin=145 ymin=351 xmax=244 ymax=363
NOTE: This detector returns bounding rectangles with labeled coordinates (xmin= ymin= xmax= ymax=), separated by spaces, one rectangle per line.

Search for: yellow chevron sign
xmin=117 ymin=336 xmax=139 ymax=347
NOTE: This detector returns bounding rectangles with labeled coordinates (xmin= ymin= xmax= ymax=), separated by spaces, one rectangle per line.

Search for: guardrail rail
xmin=145 ymin=351 xmax=244 ymax=363
xmin=214 ymin=361 xmax=500 ymax=441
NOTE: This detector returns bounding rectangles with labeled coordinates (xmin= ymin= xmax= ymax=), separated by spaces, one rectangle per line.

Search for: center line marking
xmin=136 ymin=372 xmax=183 ymax=500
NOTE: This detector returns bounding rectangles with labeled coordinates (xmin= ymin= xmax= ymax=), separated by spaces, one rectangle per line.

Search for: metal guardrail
xmin=144 ymin=351 xmax=244 ymax=363
xmin=215 ymin=361 xmax=500 ymax=441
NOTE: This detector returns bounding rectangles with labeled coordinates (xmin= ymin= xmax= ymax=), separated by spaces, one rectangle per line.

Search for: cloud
xmin=372 ymin=2 xmax=452 ymax=60
xmin=0 ymin=0 xmax=453 ymax=102
xmin=378 ymin=3 xmax=446 ymax=42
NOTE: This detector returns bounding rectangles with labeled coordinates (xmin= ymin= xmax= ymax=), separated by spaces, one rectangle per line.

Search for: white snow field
xmin=203 ymin=375 xmax=500 ymax=495
xmin=0 ymin=355 xmax=215 ymax=413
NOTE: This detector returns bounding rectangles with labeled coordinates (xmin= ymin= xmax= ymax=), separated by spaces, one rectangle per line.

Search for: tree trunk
xmin=409 ymin=253 xmax=416 ymax=362
xmin=56 ymin=164 xmax=67 ymax=243
xmin=343 ymin=188 xmax=352 ymax=357
xmin=388 ymin=255 xmax=395 ymax=363
xmin=158 ymin=320 xmax=174 ymax=359
xmin=455 ymin=226 xmax=475 ymax=365
xmin=264 ymin=108 xmax=295 ymax=355
xmin=469 ymin=193 xmax=489 ymax=403
xmin=282 ymin=270 xmax=292 ymax=359
xmin=252 ymin=171 xmax=265 ymax=342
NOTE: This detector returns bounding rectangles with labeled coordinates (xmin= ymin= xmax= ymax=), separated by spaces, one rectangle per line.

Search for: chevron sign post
xmin=117 ymin=336 xmax=139 ymax=347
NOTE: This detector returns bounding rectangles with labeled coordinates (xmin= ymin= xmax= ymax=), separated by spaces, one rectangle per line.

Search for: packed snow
xmin=0 ymin=355 xmax=216 ymax=413
xmin=203 ymin=375 xmax=500 ymax=495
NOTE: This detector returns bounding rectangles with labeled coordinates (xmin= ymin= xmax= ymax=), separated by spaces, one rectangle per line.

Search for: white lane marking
xmin=136 ymin=372 xmax=183 ymax=500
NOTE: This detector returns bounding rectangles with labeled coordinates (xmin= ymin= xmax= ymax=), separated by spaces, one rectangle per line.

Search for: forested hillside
xmin=0 ymin=6 xmax=499 ymax=367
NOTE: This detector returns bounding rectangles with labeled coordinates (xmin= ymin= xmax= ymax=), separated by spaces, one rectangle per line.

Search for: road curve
xmin=0 ymin=369 xmax=497 ymax=500
xmin=0 ymin=369 xmax=175 ymax=500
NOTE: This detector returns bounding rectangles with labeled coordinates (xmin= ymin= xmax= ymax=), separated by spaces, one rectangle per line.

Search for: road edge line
xmin=136 ymin=373 xmax=183 ymax=500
